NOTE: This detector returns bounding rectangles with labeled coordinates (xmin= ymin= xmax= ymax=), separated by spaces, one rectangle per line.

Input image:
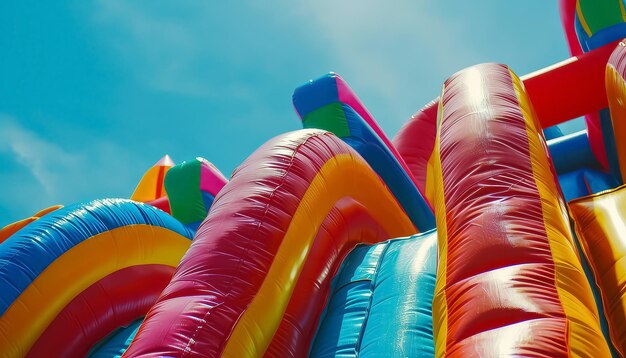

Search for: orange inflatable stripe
xmin=0 ymin=225 xmax=190 ymax=357
xmin=513 ymin=68 xmax=607 ymax=356
xmin=0 ymin=217 xmax=36 ymax=244
xmin=32 ymin=205 xmax=63 ymax=218
xmin=130 ymin=156 xmax=174 ymax=202
xmin=0 ymin=205 xmax=63 ymax=243
xmin=569 ymin=184 xmax=626 ymax=355
xmin=432 ymin=63 xmax=609 ymax=357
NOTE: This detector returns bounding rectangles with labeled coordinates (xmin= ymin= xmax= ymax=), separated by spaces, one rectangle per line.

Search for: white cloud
xmin=0 ymin=116 xmax=79 ymax=196
xmin=0 ymin=115 xmax=142 ymax=224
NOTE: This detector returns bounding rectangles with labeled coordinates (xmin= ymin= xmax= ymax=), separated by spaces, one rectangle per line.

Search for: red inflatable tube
xmin=123 ymin=129 xmax=414 ymax=357
xmin=27 ymin=265 xmax=174 ymax=357
xmin=558 ymin=0 xmax=583 ymax=56
xmin=392 ymin=43 xmax=618 ymax=191
xmin=392 ymin=99 xmax=439 ymax=203
xmin=392 ymin=42 xmax=618 ymax=179
xmin=265 ymin=198 xmax=388 ymax=357
xmin=146 ymin=196 xmax=171 ymax=214
xmin=521 ymin=40 xmax=619 ymax=128
xmin=432 ymin=63 xmax=609 ymax=356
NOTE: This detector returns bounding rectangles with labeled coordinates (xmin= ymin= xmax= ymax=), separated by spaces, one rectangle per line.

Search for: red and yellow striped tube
xmin=606 ymin=40 xmax=626 ymax=180
xmin=265 ymin=198 xmax=389 ymax=356
xmin=432 ymin=63 xmax=610 ymax=356
xmin=27 ymin=265 xmax=174 ymax=357
xmin=0 ymin=225 xmax=191 ymax=356
xmin=569 ymin=184 xmax=626 ymax=355
xmin=123 ymin=129 xmax=416 ymax=357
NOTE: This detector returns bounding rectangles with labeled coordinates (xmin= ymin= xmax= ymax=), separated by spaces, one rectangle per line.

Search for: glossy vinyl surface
xmin=130 ymin=155 xmax=174 ymax=203
xmin=392 ymin=100 xmax=439 ymax=206
xmin=265 ymin=198 xmax=390 ymax=357
xmin=292 ymin=73 xmax=435 ymax=232
xmin=0 ymin=198 xmax=194 ymax=356
xmin=558 ymin=168 xmax=618 ymax=201
xmin=310 ymin=231 xmax=437 ymax=357
xmin=606 ymin=40 xmax=626 ymax=182
xmin=521 ymin=39 xmax=617 ymax=128
xmin=164 ymin=157 xmax=228 ymax=227
xmin=0 ymin=204 xmax=62 ymax=243
xmin=28 ymin=265 xmax=174 ymax=357
xmin=431 ymin=63 xmax=609 ymax=357
xmin=89 ymin=319 xmax=143 ymax=358
xmin=569 ymin=184 xmax=626 ymax=355
xmin=123 ymin=129 xmax=416 ymax=357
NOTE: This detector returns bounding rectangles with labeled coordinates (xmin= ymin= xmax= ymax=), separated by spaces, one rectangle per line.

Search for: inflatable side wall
xmin=124 ymin=129 xmax=416 ymax=357
xmin=569 ymin=184 xmax=626 ymax=355
xmin=431 ymin=63 xmax=609 ymax=356
xmin=310 ymin=231 xmax=437 ymax=357
xmin=0 ymin=199 xmax=194 ymax=357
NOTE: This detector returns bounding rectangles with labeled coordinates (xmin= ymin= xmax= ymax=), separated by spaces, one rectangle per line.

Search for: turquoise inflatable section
xmin=310 ymin=230 xmax=437 ymax=357
xmin=89 ymin=319 xmax=142 ymax=357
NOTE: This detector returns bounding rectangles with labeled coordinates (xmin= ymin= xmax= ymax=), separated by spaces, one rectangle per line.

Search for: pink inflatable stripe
xmin=334 ymin=75 xmax=426 ymax=201
xmin=199 ymin=159 xmax=228 ymax=196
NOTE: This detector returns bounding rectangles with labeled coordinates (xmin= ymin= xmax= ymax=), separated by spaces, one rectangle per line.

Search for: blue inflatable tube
xmin=293 ymin=74 xmax=435 ymax=232
xmin=311 ymin=230 xmax=437 ymax=356
xmin=547 ymin=130 xmax=600 ymax=174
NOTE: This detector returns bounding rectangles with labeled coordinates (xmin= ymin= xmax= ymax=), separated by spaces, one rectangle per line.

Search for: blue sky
xmin=0 ymin=2 xmax=574 ymax=226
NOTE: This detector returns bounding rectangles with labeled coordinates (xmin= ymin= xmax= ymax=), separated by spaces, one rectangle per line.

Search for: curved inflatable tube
xmin=558 ymin=0 xmax=607 ymax=169
xmin=558 ymin=168 xmax=618 ymax=201
xmin=574 ymin=0 xmax=626 ymax=52
xmin=393 ymin=38 xmax=618 ymax=197
xmin=559 ymin=0 xmax=584 ymax=56
xmin=547 ymin=130 xmax=601 ymax=173
xmin=393 ymin=106 xmax=602 ymax=205
xmin=521 ymin=40 xmax=619 ymax=128
xmin=0 ymin=199 xmax=194 ymax=356
xmin=432 ymin=63 xmax=609 ymax=356
xmin=310 ymin=230 xmax=437 ymax=357
xmin=293 ymin=73 xmax=435 ymax=231
xmin=392 ymin=100 xmax=439 ymax=205
xmin=0 ymin=217 xmax=36 ymax=244
xmin=292 ymin=73 xmax=417 ymax=185
xmin=27 ymin=265 xmax=174 ymax=357
xmin=265 ymin=198 xmax=390 ymax=357
xmin=569 ymin=184 xmax=626 ymax=355
xmin=124 ymin=129 xmax=416 ymax=357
